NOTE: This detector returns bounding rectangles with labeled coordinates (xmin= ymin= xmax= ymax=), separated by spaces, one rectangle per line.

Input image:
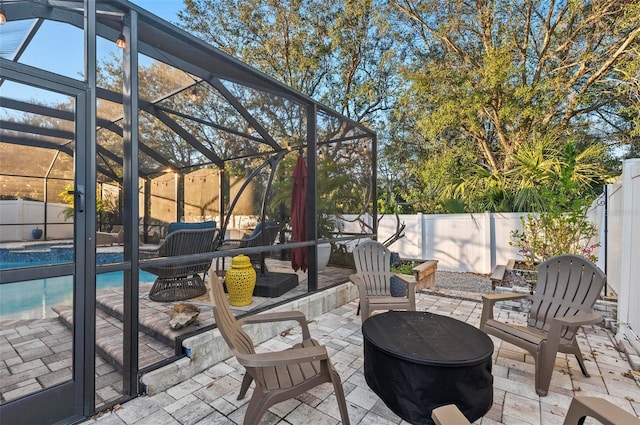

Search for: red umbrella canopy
xmin=290 ymin=155 xmax=308 ymax=272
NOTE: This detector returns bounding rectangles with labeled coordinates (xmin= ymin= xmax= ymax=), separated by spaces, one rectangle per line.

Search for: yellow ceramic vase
xmin=225 ymin=255 xmax=256 ymax=306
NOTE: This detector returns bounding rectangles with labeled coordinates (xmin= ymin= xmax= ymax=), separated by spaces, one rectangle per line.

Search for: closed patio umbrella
xmin=290 ymin=155 xmax=308 ymax=272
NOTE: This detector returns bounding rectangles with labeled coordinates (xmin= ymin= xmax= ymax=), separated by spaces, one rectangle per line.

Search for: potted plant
xmin=32 ymin=227 xmax=43 ymax=239
xmin=316 ymin=213 xmax=336 ymax=270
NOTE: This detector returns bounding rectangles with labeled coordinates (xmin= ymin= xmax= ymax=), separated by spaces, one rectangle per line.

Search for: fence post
xmin=418 ymin=212 xmax=425 ymax=259
xmin=484 ymin=211 xmax=492 ymax=274
xmin=18 ymin=198 xmax=25 ymax=240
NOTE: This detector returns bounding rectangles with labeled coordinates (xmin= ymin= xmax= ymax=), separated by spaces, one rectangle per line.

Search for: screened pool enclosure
xmin=0 ymin=1 xmax=376 ymax=423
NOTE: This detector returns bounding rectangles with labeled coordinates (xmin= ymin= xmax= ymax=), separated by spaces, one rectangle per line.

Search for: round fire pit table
xmin=362 ymin=311 xmax=494 ymax=425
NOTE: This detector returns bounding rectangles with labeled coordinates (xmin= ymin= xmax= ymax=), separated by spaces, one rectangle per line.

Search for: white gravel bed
xmin=423 ymin=270 xmax=493 ymax=301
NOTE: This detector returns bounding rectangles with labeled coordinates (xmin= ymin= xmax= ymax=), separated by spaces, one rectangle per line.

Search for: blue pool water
xmin=0 ymin=270 xmax=157 ymax=321
xmin=0 ymin=250 xmax=156 ymax=320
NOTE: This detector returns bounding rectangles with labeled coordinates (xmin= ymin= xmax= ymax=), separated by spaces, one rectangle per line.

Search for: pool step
xmin=52 ymin=304 xmax=175 ymax=372
xmin=95 ymin=286 xmax=214 ymax=350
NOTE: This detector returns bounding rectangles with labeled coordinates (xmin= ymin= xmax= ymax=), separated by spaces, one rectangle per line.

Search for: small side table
xmin=362 ymin=311 xmax=493 ymax=425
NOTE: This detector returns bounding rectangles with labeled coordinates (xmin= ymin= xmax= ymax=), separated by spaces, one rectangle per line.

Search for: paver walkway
xmin=83 ymin=291 xmax=640 ymax=425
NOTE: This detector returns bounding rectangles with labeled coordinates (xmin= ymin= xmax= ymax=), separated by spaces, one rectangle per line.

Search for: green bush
xmin=510 ymin=208 xmax=599 ymax=267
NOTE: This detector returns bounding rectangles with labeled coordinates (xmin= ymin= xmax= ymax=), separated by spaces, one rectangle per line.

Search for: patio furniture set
xmin=142 ymin=232 xmax=633 ymax=424
xmin=343 ymin=241 xmax=627 ymax=425
xmin=139 ymin=220 xmax=283 ymax=303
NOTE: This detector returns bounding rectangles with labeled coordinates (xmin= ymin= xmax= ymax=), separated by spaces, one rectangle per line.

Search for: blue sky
xmin=132 ymin=0 xmax=183 ymax=23
xmin=0 ymin=1 xmax=186 ymax=103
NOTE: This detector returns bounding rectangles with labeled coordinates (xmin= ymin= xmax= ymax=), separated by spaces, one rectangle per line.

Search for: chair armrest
xmin=239 ymin=311 xmax=311 ymax=340
xmin=552 ymin=311 xmax=602 ymax=328
xmin=431 ymin=404 xmax=471 ymax=425
xmin=349 ymin=273 xmax=362 ymax=285
xmin=236 ymin=345 xmax=328 ymax=368
xmin=566 ymin=396 xmax=640 ymax=425
xmin=546 ymin=312 xmax=603 ymax=357
xmin=543 ymin=311 xmax=605 ymax=384
xmin=481 ymin=293 xmax=531 ymax=327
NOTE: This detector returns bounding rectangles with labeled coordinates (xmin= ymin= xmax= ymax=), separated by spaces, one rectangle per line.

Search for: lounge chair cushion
xmin=390 ymin=275 xmax=407 ymax=297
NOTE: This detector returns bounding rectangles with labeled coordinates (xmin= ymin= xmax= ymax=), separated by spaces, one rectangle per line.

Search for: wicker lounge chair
xmin=480 ymin=254 xmax=606 ymax=396
xmin=96 ymin=232 xmax=117 ymax=246
xmin=349 ymin=240 xmax=416 ymax=322
xmin=207 ymin=268 xmax=350 ymax=425
xmin=216 ymin=220 xmax=281 ymax=272
xmin=141 ymin=227 xmax=217 ymax=302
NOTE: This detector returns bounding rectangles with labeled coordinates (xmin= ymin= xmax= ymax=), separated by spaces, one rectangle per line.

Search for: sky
xmin=131 ymin=0 xmax=183 ymax=23
xmin=0 ymin=1 xmax=187 ymax=104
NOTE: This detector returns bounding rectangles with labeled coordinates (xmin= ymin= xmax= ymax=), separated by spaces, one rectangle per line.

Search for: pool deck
xmin=80 ymin=290 xmax=640 ymax=425
xmin=2 ymin=257 xmax=639 ymax=424
xmin=0 ymin=259 xmax=353 ymax=409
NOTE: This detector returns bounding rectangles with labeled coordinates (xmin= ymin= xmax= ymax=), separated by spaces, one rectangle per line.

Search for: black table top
xmin=362 ymin=311 xmax=493 ymax=367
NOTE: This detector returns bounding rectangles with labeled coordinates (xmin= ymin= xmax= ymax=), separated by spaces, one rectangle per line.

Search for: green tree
xmin=387 ymin=0 xmax=639 ymax=212
xmin=179 ymin=0 xmax=403 ymax=128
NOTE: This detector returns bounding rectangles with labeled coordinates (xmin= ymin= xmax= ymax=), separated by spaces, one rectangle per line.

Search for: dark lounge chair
xmin=141 ymin=227 xmax=218 ymax=302
xmin=216 ymin=220 xmax=281 ymax=273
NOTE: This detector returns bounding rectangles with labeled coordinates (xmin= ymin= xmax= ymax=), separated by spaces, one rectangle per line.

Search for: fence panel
xmin=0 ymin=200 xmax=72 ymax=242
xmin=374 ymin=212 xmax=525 ymax=274
xmin=606 ymin=184 xmax=624 ymax=295
xmin=617 ymin=159 xmax=640 ymax=358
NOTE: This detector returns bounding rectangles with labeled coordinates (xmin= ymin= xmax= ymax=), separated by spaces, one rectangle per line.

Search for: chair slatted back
xmin=353 ymin=241 xmax=393 ymax=296
xmin=529 ymin=254 xmax=606 ymax=341
xmin=208 ymin=267 xmax=255 ymax=356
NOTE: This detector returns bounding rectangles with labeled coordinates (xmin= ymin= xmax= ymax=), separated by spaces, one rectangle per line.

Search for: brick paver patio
xmin=82 ymin=291 xmax=640 ymax=425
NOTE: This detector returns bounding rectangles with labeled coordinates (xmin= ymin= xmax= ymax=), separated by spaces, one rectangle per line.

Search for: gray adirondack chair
xmin=480 ymin=254 xmax=606 ymax=396
xmin=207 ymin=268 xmax=350 ymax=425
xmin=350 ymin=240 xmax=416 ymax=323
xmin=432 ymin=396 xmax=640 ymax=425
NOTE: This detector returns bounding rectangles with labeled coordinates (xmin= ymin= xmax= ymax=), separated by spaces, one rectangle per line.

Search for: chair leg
xmin=360 ymin=302 xmax=369 ymax=323
xmin=563 ymin=396 xmax=640 ymax=425
xmin=563 ymin=397 xmax=590 ymax=425
xmin=238 ymin=373 xmax=253 ymax=400
xmin=243 ymin=392 xmax=269 ymax=425
xmin=329 ymin=369 xmax=350 ymax=425
xmin=570 ymin=339 xmax=590 ymax=377
xmin=536 ymin=346 xmax=557 ymax=397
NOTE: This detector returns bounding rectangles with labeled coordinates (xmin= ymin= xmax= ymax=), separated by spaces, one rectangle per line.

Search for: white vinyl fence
xmin=382 ymin=212 xmax=527 ymax=274
xmin=344 ymin=212 xmax=529 ymax=274
xmin=609 ymin=159 xmax=640 ymax=361
xmin=0 ymin=199 xmax=72 ymax=242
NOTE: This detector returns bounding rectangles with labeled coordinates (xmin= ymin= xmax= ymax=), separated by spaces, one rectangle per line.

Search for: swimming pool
xmin=0 ymin=243 xmax=125 ymax=267
xmin=0 ymin=270 xmax=157 ymax=321
xmin=0 ymin=249 xmax=157 ymax=321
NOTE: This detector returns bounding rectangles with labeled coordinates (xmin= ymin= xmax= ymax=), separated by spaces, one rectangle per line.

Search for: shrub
xmin=510 ymin=208 xmax=599 ymax=267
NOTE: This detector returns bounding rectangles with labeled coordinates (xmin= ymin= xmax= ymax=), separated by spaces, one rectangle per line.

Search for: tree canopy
xmin=179 ymin=0 xmax=403 ymax=126
xmin=175 ymin=0 xmax=639 ymax=214
xmin=385 ymin=0 xmax=639 ymax=212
